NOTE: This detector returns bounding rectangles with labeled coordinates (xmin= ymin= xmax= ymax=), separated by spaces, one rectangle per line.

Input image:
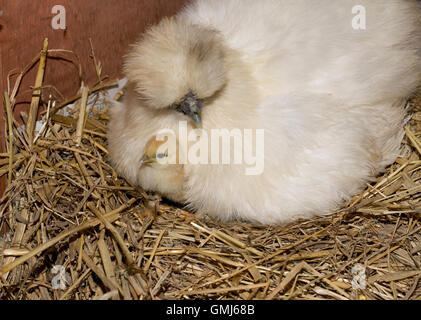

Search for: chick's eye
xmin=156 ymin=153 xmax=167 ymax=159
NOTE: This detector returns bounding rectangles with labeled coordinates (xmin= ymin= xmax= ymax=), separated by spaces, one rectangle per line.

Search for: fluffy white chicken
xmin=108 ymin=0 xmax=421 ymax=224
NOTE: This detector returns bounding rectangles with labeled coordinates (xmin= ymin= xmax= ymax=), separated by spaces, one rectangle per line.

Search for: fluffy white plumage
xmin=108 ymin=0 xmax=421 ymax=224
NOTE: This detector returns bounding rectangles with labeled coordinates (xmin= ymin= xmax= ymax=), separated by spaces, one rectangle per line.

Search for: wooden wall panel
xmin=0 ymin=0 xmax=190 ymax=194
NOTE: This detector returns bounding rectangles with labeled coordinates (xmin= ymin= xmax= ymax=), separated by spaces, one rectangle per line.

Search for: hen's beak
xmin=140 ymin=154 xmax=157 ymax=166
xmin=176 ymin=92 xmax=203 ymax=127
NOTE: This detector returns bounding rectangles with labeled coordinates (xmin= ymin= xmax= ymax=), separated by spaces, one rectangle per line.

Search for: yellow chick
xmin=138 ymin=135 xmax=185 ymax=203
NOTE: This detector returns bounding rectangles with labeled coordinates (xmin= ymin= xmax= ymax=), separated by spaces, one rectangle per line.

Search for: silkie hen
xmin=108 ymin=0 xmax=421 ymax=224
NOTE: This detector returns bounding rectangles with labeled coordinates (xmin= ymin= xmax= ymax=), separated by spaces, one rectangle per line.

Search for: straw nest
xmin=1 ymin=39 xmax=421 ymax=300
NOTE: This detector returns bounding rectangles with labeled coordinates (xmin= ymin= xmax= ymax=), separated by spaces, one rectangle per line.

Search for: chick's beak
xmin=176 ymin=92 xmax=203 ymax=127
xmin=140 ymin=154 xmax=156 ymax=166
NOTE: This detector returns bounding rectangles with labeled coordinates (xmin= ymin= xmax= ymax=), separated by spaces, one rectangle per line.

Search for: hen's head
xmin=124 ymin=17 xmax=227 ymax=126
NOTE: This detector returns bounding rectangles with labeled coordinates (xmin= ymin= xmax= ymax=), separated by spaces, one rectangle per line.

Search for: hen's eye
xmin=173 ymin=91 xmax=203 ymax=126
xmin=156 ymin=153 xmax=167 ymax=159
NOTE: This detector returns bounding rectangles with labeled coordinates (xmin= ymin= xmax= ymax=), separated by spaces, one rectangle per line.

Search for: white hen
xmin=108 ymin=0 xmax=421 ymax=224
